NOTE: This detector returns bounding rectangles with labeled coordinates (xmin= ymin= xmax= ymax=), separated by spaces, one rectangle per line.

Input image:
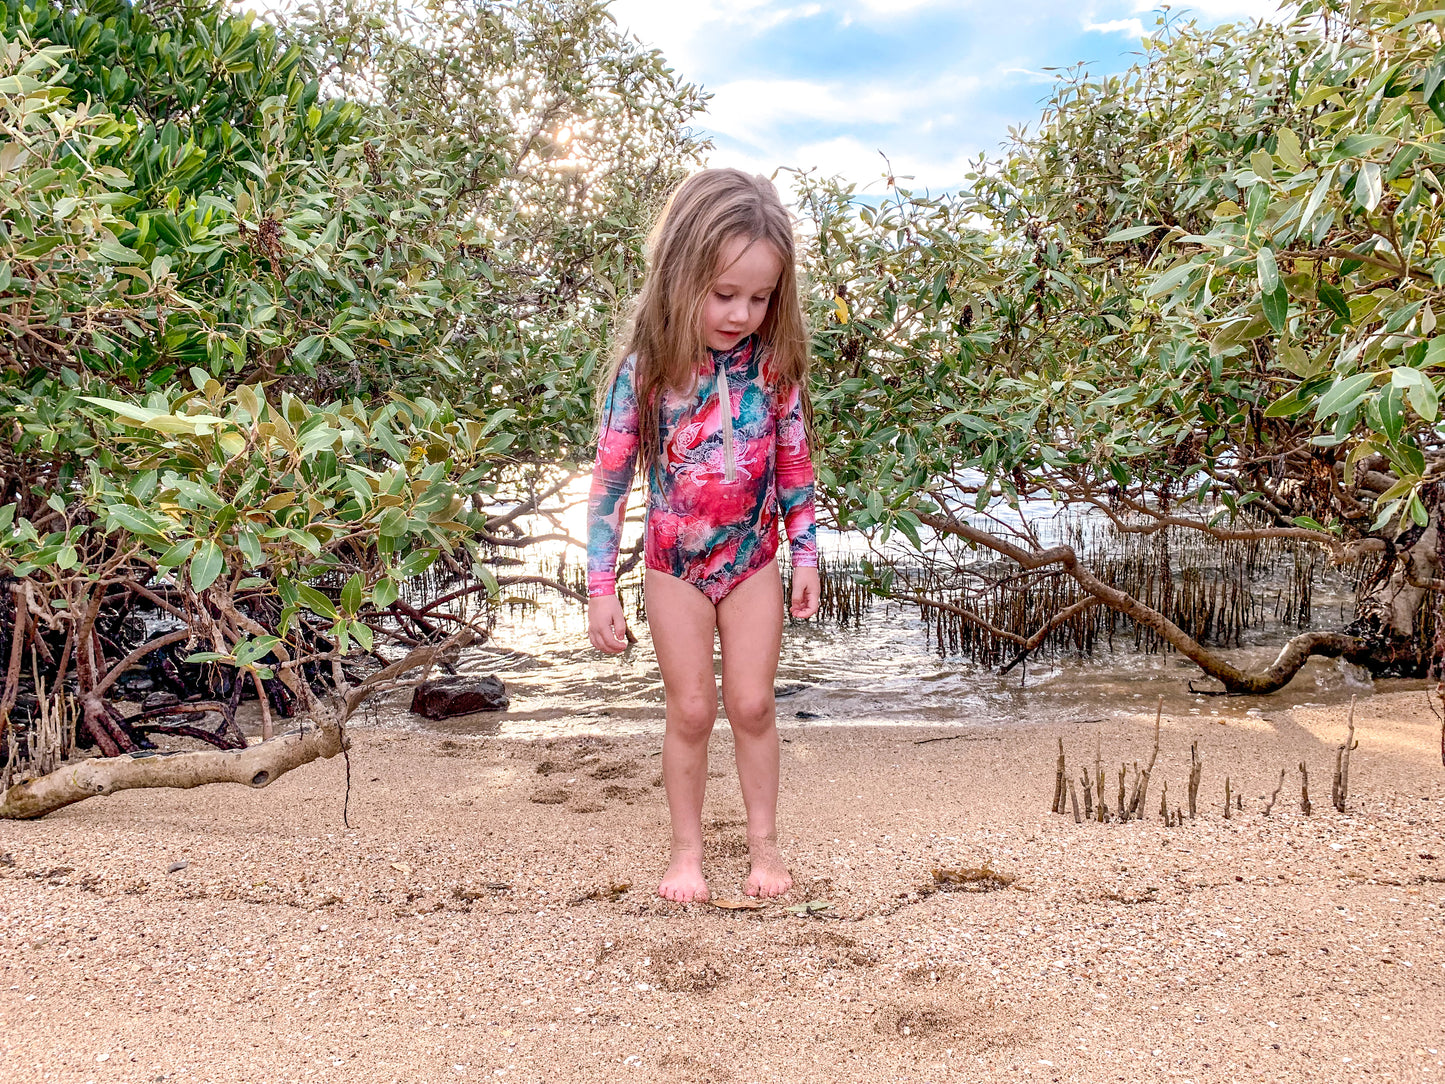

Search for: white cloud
xmin=1085 ymin=17 xmax=1146 ymax=36
xmin=703 ymin=70 xmax=983 ymax=142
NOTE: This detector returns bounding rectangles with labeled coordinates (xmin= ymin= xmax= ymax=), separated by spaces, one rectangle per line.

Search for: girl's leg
xmin=645 ymin=569 xmax=719 ymax=902
xmin=716 ymin=560 xmax=793 ymax=898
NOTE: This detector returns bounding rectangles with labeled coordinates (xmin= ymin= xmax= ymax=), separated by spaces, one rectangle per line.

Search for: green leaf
xmin=1262 ymin=285 xmax=1288 ymax=333
xmin=352 ymin=620 xmax=374 ymax=653
xmin=1356 ymin=161 xmax=1382 ymax=211
xmin=1101 ymin=224 xmax=1163 ymax=243
xmin=1264 ymin=391 xmax=1310 ymax=418
xmin=189 ymin=540 xmax=225 ymax=592
xmin=1314 ymin=372 xmax=1378 ymax=421
xmin=373 ymin=576 xmax=400 ymax=608
xmin=105 ymin=505 xmax=168 ymax=539
xmin=1318 ymin=282 xmax=1351 ymax=323
xmin=1275 ymin=127 xmax=1305 ymax=172
xmin=1405 ymin=375 xmax=1439 ymax=421
xmin=1334 ymin=134 xmax=1394 ymax=158
xmin=297 ymin=583 xmax=338 ymax=619
xmin=341 ymin=572 xmax=364 ymax=615
xmin=158 ymin=539 xmax=198 ymax=568
xmin=80 ymin=396 xmax=163 ymax=425
xmin=1256 ymin=247 xmax=1280 ymax=294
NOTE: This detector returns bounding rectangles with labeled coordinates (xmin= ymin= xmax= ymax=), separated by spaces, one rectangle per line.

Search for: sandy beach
xmin=2 ymin=688 xmax=1443 ymax=1083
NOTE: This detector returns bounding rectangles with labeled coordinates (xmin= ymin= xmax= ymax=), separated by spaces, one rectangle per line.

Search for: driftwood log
xmin=0 ymin=631 xmax=473 ymax=820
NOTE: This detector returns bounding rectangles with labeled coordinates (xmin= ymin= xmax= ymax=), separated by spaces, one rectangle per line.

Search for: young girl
xmin=586 ymin=168 xmax=821 ymax=904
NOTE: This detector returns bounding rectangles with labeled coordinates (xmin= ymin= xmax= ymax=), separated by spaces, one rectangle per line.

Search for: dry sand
xmin=2 ymin=688 xmax=1444 ymax=1083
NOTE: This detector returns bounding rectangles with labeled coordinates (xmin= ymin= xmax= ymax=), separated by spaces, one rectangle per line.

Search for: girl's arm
xmin=587 ymin=356 xmax=642 ymax=599
xmin=774 ymin=381 xmax=818 ymax=568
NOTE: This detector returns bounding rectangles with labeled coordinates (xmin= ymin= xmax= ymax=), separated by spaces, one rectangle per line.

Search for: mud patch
xmin=529 ymin=788 xmax=570 ymax=805
xmin=704 ymin=835 xmax=749 ymax=860
xmin=903 ymin=962 xmax=962 ymax=986
xmin=874 ymin=1004 xmax=956 ymax=1040
xmin=874 ymin=996 xmax=1035 ymax=1049
xmin=648 ymin=937 xmax=729 ymax=993
xmin=657 ymin=1052 xmax=732 ymax=1082
xmin=1101 ymin=886 xmax=1159 ymax=905
xmin=590 ymin=761 xmax=638 ymax=780
xmin=602 ymin=784 xmax=648 ymax=802
xmin=788 ymin=929 xmax=875 ymax=966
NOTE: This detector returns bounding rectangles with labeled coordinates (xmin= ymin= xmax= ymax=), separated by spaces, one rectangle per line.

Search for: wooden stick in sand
xmin=1224 ymin=776 xmax=1232 ymax=820
xmin=1299 ymin=761 xmax=1312 ymax=815
xmin=1262 ymin=768 xmax=1286 ymax=816
xmin=1095 ymin=733 xmax=1105 ymax=824
xmin=1080 ymin=769 xmax=1094 ymax=819
xmin=1134 ymin=696 xmax=1163 ymax=820
xmin=1052 ymin=738 xmax=1066 ymax=814
xmin=1067 ymin=778 xmax=1082 ymax=824
xmin=1332 ymin=696 xmax=1359 ymax=813
xmin=1187 ymin=741 xmax=1202 ymax=820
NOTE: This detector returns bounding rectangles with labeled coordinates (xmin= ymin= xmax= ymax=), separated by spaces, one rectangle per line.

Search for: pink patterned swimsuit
xmin=587 ymin=335 xmax=819 ymax=604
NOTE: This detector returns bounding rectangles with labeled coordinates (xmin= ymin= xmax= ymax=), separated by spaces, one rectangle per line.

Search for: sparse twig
xmin=1263 ymin=768 xmax=1286 ymax=816
xmin=1052 ymin=738 xmax=1066 ymax=814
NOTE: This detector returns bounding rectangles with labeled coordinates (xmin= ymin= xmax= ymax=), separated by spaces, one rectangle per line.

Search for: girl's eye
xmin=714 ymin=292 xmax=733 ymax=301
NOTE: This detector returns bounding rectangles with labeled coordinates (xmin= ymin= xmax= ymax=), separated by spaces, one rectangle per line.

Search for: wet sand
xmin=2 ymin=688 xmax=1443 ymax=1083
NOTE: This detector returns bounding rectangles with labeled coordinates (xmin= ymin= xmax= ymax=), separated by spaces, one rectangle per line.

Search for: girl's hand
xmin=588 ymin=595 xmax=630 ymax=654
xmin=789 ymin=566 xmax=821 ymax=620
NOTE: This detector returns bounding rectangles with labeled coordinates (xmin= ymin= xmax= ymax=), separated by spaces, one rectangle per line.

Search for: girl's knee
xmin=724 ymin=694 xmax=775 ymax=736
xmin=668 ymin=698 xmax=716 ymax=740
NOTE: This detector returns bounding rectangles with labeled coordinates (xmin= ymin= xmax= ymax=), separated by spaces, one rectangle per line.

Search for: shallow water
xmin=410 ymin=585 xmax=1427 ymax=741
xmin=407 ymin=483 xmax=1430 ymax=739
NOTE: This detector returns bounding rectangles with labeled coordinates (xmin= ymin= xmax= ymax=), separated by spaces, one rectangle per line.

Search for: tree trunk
xmin=1347 ymin=509 xmax=1440 ymax=679
xmin=0 ymin=631 xmax=472 ymax=820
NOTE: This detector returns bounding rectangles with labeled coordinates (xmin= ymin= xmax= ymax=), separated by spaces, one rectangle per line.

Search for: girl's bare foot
xmin=658 ymin=850 xmax=709 ymax=903
xmin=744 ymin=836 xmax=793 ymax=898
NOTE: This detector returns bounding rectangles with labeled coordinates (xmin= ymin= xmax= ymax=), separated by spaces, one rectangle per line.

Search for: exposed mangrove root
xmin=914 ymin=512 xmax=1378 ymax=693
xmin=0 ymin=631 xmax=473 ymax=820
xmin=1332 ymin=697 xmax=1359 ymax=813
xmin=1263 ymin=768 xmax=1286 ymax=816
xmin=1051 ymin=738 xmax=1066 ymax=814
xmin=1187 ymin=742 xmax=1202 ymax=820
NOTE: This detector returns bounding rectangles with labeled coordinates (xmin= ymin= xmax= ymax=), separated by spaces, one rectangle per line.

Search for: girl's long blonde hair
xmin=599 ymin=168 xmax=810 ymax=467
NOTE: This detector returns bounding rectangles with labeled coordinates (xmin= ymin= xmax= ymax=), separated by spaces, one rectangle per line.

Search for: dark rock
xmin=410 ymin=675 xmax=509 ymax=719
xmin=142 ymin=691 xmax=181 ymax=712
xmin=795 ymin=710 xmax=823 ymax=720
xmin=114 ymin=673 xmax=156 ymax=694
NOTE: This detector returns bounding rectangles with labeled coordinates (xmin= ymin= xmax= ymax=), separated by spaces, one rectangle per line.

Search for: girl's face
xmin=701 ymin=235 xmax=782 ymax=353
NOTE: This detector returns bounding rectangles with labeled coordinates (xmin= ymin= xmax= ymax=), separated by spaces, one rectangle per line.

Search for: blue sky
xmin=608 ymin=0 xmax=1284 ymax=192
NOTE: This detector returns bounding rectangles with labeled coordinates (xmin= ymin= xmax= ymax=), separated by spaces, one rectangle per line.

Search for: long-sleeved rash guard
xmin=586 ymin=335 xmax=818 ymax=604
